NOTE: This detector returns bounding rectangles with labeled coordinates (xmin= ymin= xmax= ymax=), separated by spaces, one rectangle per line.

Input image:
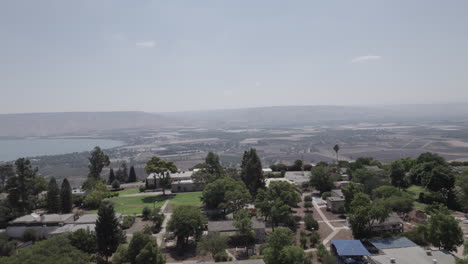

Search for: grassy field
xmin=169 ymin=192 xmax=203 ymax=206
xmin=406 ymin=185 xmax=427 ymax=211
xmin=115 ymin=188 xmax=140 ymax=196
xmin=87 ymin=192 xmax=202 ymax=215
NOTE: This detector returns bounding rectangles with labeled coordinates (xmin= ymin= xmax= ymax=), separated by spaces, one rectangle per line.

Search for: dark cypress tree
xmin=108 ymin=168 xmax=115 ymax=185
xmin=60 ymin=178 xmax=73 ymax=213
xmin=240 ymin=148 xmax=264 ymax=196
xmin=46 ymin=177 xmax=60 ymax=213
xmin=127 ymin=166 xmax=137 ymax=183
xmin=205 ymin=152 xmax=223 ymax=175
xmin=96 ymin=204 xmax=121 ymax=262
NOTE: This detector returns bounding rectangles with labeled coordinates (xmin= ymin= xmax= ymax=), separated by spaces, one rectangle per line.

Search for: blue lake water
xmin=0 ymin=138 xmax=123 ymax=162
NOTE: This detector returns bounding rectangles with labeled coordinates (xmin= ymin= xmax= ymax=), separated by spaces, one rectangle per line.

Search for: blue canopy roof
xmin=369 ymin=237 xmax=417 ymax=249
xmin=331 ymin=240 xmax=370 ymax=256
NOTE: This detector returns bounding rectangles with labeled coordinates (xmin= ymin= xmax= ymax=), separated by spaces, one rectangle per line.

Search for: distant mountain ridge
xmin=1 ymin=104 xmax=468 ymax=137
xmin=162 ymin=104 xmax=468 ymax=128
xmin=0 ymin=111 xmax=174 ymax=137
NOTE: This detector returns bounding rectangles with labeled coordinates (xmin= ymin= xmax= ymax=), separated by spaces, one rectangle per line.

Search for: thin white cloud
xmin=135 ymin=40 xmax=156 ymax=48
xmin=351 ymin=55 xmax=382 ymax=63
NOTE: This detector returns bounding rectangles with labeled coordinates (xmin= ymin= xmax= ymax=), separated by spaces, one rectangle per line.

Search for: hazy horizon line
xmin=2 ymin=101 xmax=468 ymax=116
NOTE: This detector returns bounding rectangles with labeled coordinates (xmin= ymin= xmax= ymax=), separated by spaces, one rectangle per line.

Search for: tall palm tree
xmin=333 ymin=144 xmax=340 ymax=162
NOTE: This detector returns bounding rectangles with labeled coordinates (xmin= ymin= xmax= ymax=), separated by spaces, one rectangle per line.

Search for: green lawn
xmin=87 ymin=192 xmax=202 ymax=215
xmin=89 ymin=195 xmax=169 ymax=215
xmin=168 ymin=192 xmax=203 ymax=206
xmin=115 ymin=188 xmax=140 ymax=196
xmin=406 ymin=185 xmax=425 ymax=198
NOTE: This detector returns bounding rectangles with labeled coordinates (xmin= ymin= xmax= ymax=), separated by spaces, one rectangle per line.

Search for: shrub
xmin=321 ymin=192 xmax=331 ymax=200
xmin=139 ymin=185 xmax=146 ymax=193
xmin=214 ymin=251 xmax=231 ymax=262
xmin=83 ymin=190 xmax=107 ymax=209
xmin=122 ymin=215 xmax=136 ymax=230
xmin=0 ymin=233 xmax=16 ymax=257
xmin=304 ymin=214 xmax=319 ymax=231
xmin=304 ymin=195 xmax=312 ymax=202
xmin=142 ymin=207 xmax=151 ymax=220
xmin=112 ymin=180 xmax=121 ymax=189
xmin=151 ymin=210 xmax=165 ymax=233
xmin=300 ymin=231 xmax=307 ymax=249
xmin=23 ymin=228 xmax=39 ymax=242
xmin=309 ymin=231 xmax=320 ymax=247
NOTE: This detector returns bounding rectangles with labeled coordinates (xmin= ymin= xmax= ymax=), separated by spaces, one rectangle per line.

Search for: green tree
xmin=310 ymin=166 xmax=335 ymax=194
xmin=0 ymin=233 xmax=16 ymax=257
xmin=107 ymin=168 xmax=115 ymax=185
xmin=348 ymin=193 xmax=391 ymax=239
xmin=127 ymin=232 xmax=164 ymax=264
xmin=417 ymin=152 xmax=447 ymax=166
xmin=135 ymin=239 xmax=165 ymax=264
xmin=240 ymin=148 xmax=264 ymax=196
xmin=291 ymin=160 xmax=303 ymax=171
xmin=60 ymin=178 xmax=73 ymax=213
xmin=457 ymin=169 xmax=468 ymax=212
xmin=234 ymin=209 xmax=253 ymax=238
xmin=145 ymin=156 xmax=177 ymax=195
xmin=167 ymin=205 xmax=207 ymax=248
xmin=116 ymin=163 xmax=128 ymax=183
xmin=46 ymin=177 xmax=60 ymax=213
xmin=352 ymin=168 xmax=389 ymax=194
xmin=342 ymin=182 xmax=362 ymax=213
xmin=205 ymin=152 xmax=223 ymax=175
xmin=68 ymin=228 xmax=96 ymax=254
xmin=263 ymin=227 xmax=295 ymax=264
xmin=428 ymin=208 xmax=463 ymax=252
xmin=6 ymin=158 xmax=44 ymax=213
xmin=0 ymin=236 xmax=90 ymax=264
xmin=309 ymin=232 xmax=320 ymax=248
xmin=255 ymin=181 xmax=300 ymax=230
xmin=423 ymin=165 xmax=455 ymax=192
xmin=389 ymin=158 xmax=414 ymax=189
xmin=304 ymin=214 xmax=319 ymax=231
xmin=201 ymin=177 xmax=251 ymax=214
xmin=192 ymin=170 xmax=215 ymax=184
xmin=279 ymin=245 xmax=306 ymax=264
xmin=88 ymin=146 xmax=110 ymax=179
xmin=96 ymin=204 xmax=121 ymax=262
xmin=197 ymin=232 xmax=228 ymax=259
xmin=128 ymin=165 xmax=137 ymax=183
xmin=300 ymin=231 xmax=307 ymax=249
xmin=0 ymin=164 xmax=14 ymax=192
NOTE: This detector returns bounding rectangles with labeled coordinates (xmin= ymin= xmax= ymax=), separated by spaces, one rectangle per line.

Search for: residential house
xmin=334 ymin=181 xmax=350 ymax=189
xmin=49 ymin=213 xmax=123 ymax=236
xmin=370 ymin=212 xmax=404 ymax=234
xmin=171 ymin=179 xmax=204 ymax=193
xmin=284 ymin=171 xmax=310 ymax=186
xmin=146 ymin=171 xmax=193 ymax=188
xmin=326 ymin=189 xmax=345 ymax=213
xmin=207 ymin=218 xmax=266 ymax=242
xmin=6 ymin=213 xmax=74 ymax=239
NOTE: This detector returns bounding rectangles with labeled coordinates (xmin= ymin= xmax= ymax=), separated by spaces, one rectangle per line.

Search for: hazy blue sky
xmin=1 ymin=0 xmax=467 ymax=113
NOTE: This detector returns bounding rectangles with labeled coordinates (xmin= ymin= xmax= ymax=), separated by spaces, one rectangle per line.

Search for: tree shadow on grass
xmin=141 ymin=194 xmax=173 ymax=204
